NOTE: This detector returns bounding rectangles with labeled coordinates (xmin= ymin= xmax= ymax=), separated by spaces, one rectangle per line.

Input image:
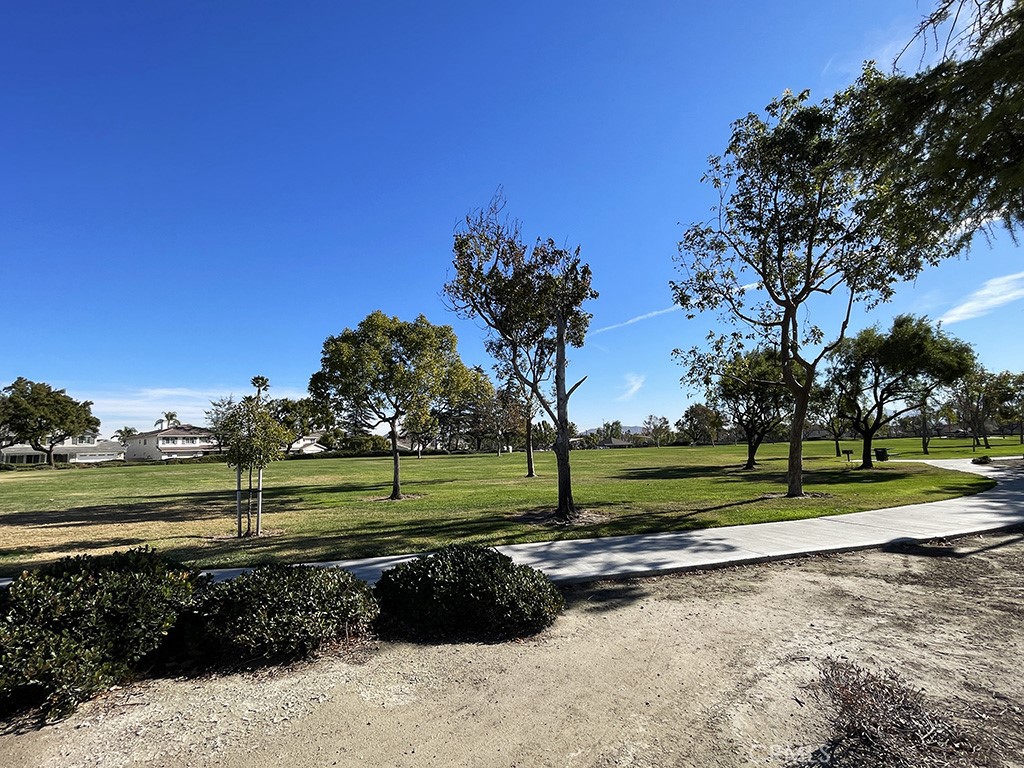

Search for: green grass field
xmin=0 ymin=435 xmax=1013 ymax=575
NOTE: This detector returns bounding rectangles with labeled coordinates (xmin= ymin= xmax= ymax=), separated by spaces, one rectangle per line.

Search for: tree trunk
xmin=236 ymin=465 xmax=243 ymax=538
xmin=553 ymin=314 xmax=577 ymax=520
xmin=525 ymin=417 xmax=536 ymax=477
xmin=245 ymin=467 xmax=253 ymax=535
xmin=922 ymin=435 xmax=931 ymax=454
xmin=833 ymin=437 xmax=841 ymax=458
xmin=256 ymin=467 xmax=263 ymax=536
xmin=389 ymin=425 xmax=402 ymax=500
xmin=859 ymin=429 xmax=877 ymax=470
xmin=744 ymin=433 xmax=764 ymax=470
xmin=786 ymin=395 xmax=810 ymax=497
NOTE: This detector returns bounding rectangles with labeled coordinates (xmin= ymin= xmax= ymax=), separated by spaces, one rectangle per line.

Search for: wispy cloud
xmin=89 ymin=385 xmax=309 ymax=432
xmin=593 ymin=306 xmax=680 ymax=334
xmin=616 ymin=373 xmax=645 ymax=402
xmin=940 ymin=271 xmax=1024 ymax=324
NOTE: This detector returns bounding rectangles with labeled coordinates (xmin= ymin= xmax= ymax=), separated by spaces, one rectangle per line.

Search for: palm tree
xmin=251 ymin=376 xmax=270 ymax=403
xmin=112 ymin=426 xmax=139 ymax=447
xmin=155 ymin=411 xmax=180 ymax=430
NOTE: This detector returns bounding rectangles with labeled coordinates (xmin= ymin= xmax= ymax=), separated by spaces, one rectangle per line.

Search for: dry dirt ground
xmin=2 ymin=531 xmax=1023 ymax=768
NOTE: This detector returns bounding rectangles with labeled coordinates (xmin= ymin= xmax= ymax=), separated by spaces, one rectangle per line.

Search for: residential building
xmin=1 ymin=432 xmax=125 ymax=464
xmin=125 ymin=425 xmax=220 ymax=461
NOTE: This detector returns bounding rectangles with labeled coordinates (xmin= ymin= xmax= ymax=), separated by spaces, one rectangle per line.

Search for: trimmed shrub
xmin=0 ymin=547 xmax=204 ymax=720
xmin=375 ymin=544 xmax=564 ymax=641
xmin=190 ymin=564 xmax=378 ymax=665
xmin=971 ymin=454 xmax=993 ymax=465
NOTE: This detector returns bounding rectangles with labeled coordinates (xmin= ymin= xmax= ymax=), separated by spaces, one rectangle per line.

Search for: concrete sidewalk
xmin=204 ymin=457 xmax=1024 ymax=585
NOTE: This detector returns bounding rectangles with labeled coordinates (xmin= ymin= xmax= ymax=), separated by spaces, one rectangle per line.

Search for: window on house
xmin=162 ymin=437 xmax=179 ymax=445
xmin=182 ymin=437 xmax=198 ymax=444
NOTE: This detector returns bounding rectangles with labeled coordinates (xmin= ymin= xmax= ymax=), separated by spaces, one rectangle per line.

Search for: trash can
xmin=874 ymin=447 xmax=889 ymax=462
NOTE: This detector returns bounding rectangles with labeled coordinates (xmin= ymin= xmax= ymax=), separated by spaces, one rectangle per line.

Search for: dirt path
xmin=3 ymin=531 xmax=1022 ymax=767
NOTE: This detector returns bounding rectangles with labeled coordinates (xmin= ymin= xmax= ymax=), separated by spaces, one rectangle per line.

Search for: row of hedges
xmin=0 ymin=545 xmax=562 ymax=722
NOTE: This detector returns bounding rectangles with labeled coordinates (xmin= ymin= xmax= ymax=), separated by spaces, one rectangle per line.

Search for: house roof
xmin=2 ymin=441 xmax=124 ymax=456
xmin=598 ymin=437 xmax=633 ymax=447
xmin=129 ymin=424 xmax=214 ymax=441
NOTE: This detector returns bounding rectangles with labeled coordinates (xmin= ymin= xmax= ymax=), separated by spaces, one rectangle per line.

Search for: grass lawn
xmin=0 ymin=436 xmax=1010 ymax=575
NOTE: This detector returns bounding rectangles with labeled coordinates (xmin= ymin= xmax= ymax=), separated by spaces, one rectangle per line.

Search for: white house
xmin=1 ymin=432 xmax=125 ymax=465
xmin=287 ymin=432 xmax=329 ymax=455
xmin=125 ymin=425 xmax=221 ymax=461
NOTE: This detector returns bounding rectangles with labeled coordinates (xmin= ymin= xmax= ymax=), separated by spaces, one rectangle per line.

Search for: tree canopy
xmin=444 ymin=193 xmax=597 ymax=520
xmin=716 ymin=349 xmax=793 ymax=469
xmin=0 ymin=378 xmax=100 ymax=465
xmin=851 ymin=1 xmax=1024 ymax=241
xmin=309 ymin=311 xmax=463 ymax=500
xmin=673 ymin=84 xmax=961 ymax=496
xmin=828 ymin=315 xmax=975 ymax=467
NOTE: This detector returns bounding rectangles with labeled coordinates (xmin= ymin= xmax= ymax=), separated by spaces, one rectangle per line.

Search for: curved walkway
xmin=206 ymin=457 xmax=1024 ymax=585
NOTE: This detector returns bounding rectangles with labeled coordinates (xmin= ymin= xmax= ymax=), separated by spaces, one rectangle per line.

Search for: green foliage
xmin=675 ymin=403 xmax=724 ymax=445
xmin=716 ymin=349 xmax=793 ymax=467
xmin=849 ymin=4 xmax=1024 ymax=244
xmin=971 ymin=455 xmax=993 ymax=465
xmin=672 ymin=85 xmax=963 ymax=496
xmin=0 ymin=547 xmax=203 ymax=720
xmin=375 ymin=544 xmax=564 ymax=640
xmin=190 ymin=564 xmax=378 ymax=664
xmin=828 ymin=315 xmax=976 ymax=467
xmin=444 ymin=192 xmax=598 ymax=518
xmin=222 ymin=396 xmax=290 ymax=473
xmin=0 ymin=377 xmax=101 ymax=465
xmin=310 ymin=311 xmax=465 ymax=499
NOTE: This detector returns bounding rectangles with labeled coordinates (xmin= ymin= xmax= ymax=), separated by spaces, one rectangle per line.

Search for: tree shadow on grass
xmin=0 ymin=492 xmax=234 ymax=528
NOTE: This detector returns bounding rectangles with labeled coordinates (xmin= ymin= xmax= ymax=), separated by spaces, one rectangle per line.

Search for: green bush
xmin=375 ymin=544 xmax=564 ymax=641
xmin=0 ymin=547 xmax=204 ymax=720
xmin=971 ymin=454 xmax=993 ymax=464
xmin=190 ymin=564 xmax=378 ymax=665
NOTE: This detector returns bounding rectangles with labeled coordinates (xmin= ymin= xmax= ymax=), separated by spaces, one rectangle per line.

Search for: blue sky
xmin=2 ymin=1 xmax=1020 ymax=433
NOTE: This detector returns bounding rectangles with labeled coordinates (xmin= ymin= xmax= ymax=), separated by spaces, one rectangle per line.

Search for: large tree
xmin=850 ymin=2 xmax=1023 ymax=243
xmin=807 ymin=377 xmax=850 ymax=458
xmin=432 ymin=363 xmax=494 ymax=452
xmin=270 ymin=397 xmax=325 ymax=455
xmin=0 ymin=392 xmax=16 ymax=449
xmin=444 ymin=195 xmax=598 ymax=521
xmin=672 ymin=85 xmax=959 ymax=497
xmin=828 ymin=315 xmax=975 ymax=468
xmin=1 ymin=378 xmax=100 ymax=466
xmin=943 ymin=366 xmax=1014 ymax=451
xmin=675 ymin=403 xmax=724 ymax=446
xmin=715 ymin=349 xmax=793 ymax=470
xmin=309 ymin=311 xmax=463 ymax=500
xmin=642 ymin=414 xmax=673 ymax=447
